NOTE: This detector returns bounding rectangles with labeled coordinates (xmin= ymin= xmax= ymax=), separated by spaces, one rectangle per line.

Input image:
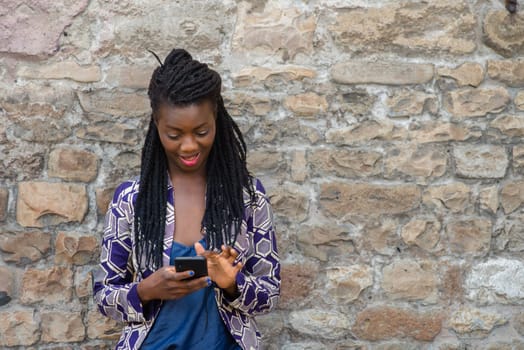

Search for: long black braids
xmin=134 ymin=48 xmax=255 ymax=270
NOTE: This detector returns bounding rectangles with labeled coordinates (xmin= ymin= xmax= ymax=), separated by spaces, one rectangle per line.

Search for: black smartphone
xmin=174 ymin=256 xmax=208 ymax=280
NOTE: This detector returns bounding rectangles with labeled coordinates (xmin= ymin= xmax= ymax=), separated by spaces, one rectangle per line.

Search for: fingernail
xmin=189 ymin=271 xmax=194 ymax=276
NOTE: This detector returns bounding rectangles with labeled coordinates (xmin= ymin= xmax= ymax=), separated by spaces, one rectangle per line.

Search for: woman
xmin=93 ymin=48 xmax=280 ymax=350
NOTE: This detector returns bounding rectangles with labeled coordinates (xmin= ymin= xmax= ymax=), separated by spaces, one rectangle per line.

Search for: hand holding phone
xmin=174 ymin=256 xmax=208 ymax=280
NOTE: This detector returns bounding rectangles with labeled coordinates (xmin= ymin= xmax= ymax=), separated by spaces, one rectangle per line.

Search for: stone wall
xmin=0 ymin=0 xmax=523 ymax=349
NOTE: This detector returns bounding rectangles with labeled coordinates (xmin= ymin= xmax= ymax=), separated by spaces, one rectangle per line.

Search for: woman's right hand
xmin=136 ymin=266 xmax=210 ymax=303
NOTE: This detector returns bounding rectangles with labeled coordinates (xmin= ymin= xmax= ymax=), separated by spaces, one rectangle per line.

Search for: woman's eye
xmin=196 ymin=130 xmax=208 ymax=136
xmin=167 ymin=134 xmax=180 ymax=140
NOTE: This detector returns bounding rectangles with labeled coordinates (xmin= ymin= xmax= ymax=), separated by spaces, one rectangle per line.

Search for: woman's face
xmin=155 ymin=100 xmax=216 ymax=176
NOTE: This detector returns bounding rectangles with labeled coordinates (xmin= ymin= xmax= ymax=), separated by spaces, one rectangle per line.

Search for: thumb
xmin=194 ymin=241 xmax=206 ymax=256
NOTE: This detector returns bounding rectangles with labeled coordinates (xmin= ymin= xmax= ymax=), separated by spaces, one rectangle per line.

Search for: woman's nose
xmin=180 ymin=135 xmax=198 ymax=153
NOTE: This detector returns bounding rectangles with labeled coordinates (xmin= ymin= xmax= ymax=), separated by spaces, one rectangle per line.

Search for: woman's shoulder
xmin=112 ymin=177 xmax=140 ymax=203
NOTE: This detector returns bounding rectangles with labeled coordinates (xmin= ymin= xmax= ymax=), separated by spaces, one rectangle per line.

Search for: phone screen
xmin=174 ymin=256 xmax=208 ymax=279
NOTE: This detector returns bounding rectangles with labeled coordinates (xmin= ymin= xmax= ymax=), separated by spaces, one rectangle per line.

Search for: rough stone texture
xmin=466 ymin=258 xmax=524 ymax=304
xmin=284 ymin=93 xmax=328 ymax=117
xmin=309 ymin=148 xmax=382 ymax=178
xmin=224 ymin=93 xmax=272 ymax=117
xmin=17 ymin=182 xmax=88 ymax=227
xmin=270 ymin=184 xmax=309 ymax=223
xmin=490 ymin=115 xmax=524 ymax=138
xmin=320 ymin=183 xmax=421 ymax=216
xmin=401 ymin=219 xmax=441 ymax=252
xmin=384 ymin=145 xmax=447 ymax=181
xmin=0 ymin=187 xmax=7 ymax=221
xmin=86 ymin=309 xmax=121 ymax=340
xmin=382 ymin=260 xmax=437 ymax=301
xmin=484 ymin=11 xmax=524 ymax=57
xmin=516 ymin=91 xmax=524 ymax=111
xmin=386 ymin=90 xmax=437 ymax=117
xmin=328 ymin=1 xmax=476 ymax=56
xmin=514 ymin=313 xmax=524 ymax=337
xmin=444 ymin=87 xmax=510 ymax=118
xmin=0 ymin=266 xmax=14 ymax=297
xmin=352 ymin=307 xmax=442 ymax=341
xmin=479 ymin=185 xmax=499 ymax=214
xmin=326 ymin=119 xmax=406 ymax=145
xmin=0 ymin=310 xmax=40 ymax=347
xmin=232 ymin=66 xmax=316 ymax=88
xmin=75 ymin=266 xmax=93 ymax=299
xmin=48 ymin=147 xmax=99 ymax=182
xmin=95 ymin=187 xmax=115 ymax=215
xmin=446 ymin=219 xmax=492 ymax=256
xmin=494 ymin=213 xmax=524 ymax=252
xmin=41 ymin=311 xmax=85 ymax=343
xmin=20 ymin=266 xmax=73 ymax=304
xmin=488 ymin=60 xmax=524 ymax=87
xmin=232 ymin=2 xmax=316 ymax=59
xmin=363 ymin=218 xmax=401 ymax=256
xmin=280 ymin=263 xmax=317 ymax=308
xmin=453 ymin=145 xmax=508 ymax=179
xmin=0 ymin=231 xmax=52 ymax=264
xmin=17 ymin=61 xmax=101 ymax=82
xmin=55 ymin=231 xmax=99 ymax=265
xmin=76 ymin=122 xmax=140 ymax=145
xmin=296 ymin=225 xmax=355 ymax=261
xmin=423 ymin=183 xmax=472 ymax=213
xmin=514 ymin=145 xmax=524 ymax=174
xmin=331 ymin=62 xmax=434 ymax=85
xmin=290 ymin=150 xmax=307 ymax=183
xmin=438 ymin=63 xmax=484 ymax=87
xmin=449 ymin=307 xmax=507 ymax=337
xmin=408 ymin=121 xmax=481 ymax=143
xmin=0 ymin=0 xmax=89 ymax=56
xmin=500 ymin=180 xmax=524 ymax=214
xmin=105 ymin=64 xmax=154 ymax=89
xmin=78 ymin=91 xmax=149 ymax=117
xmin=289 ymin=309 xmax=351 ymax=339
xmin=325 ymin=265 xmax=373 ymax=304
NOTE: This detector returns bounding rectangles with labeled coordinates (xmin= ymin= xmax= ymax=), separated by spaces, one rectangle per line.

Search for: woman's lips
xmin=179 ymin=153 xmax=200 ymax=167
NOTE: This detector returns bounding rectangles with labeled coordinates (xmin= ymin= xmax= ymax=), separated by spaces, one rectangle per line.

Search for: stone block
xmin=514 ymin=145 xmax=524 ymax=174
xmin=280 ymin=263 xmax=317 ymax=308
xmin=336 ymin=89 xmax=377 ymax=116
xmin=352 ymin=307 xmax=442 ymax=341
xmin=326 ymin=119 xmax=406 ymax=145
xmin=78 ymin=90 xmax=149 ymax=117
xmin=0 ymin=310 xmax=39 ymax=346
xmin=247 ymin=150 xmax=284 ymax=174
xmin=20 ymin=266 xmax=73 ymax=304
xmin=271 ymin=184 xmax=309 ymax=222
xmin=17 ymin=61 xmax=101 ymax=82
xmin=437 ymin=62 xmax=484 ymax=87
xmin=0 ymin=187 xmax=7 ymax=221
xmin=48 ymin=148 xmax=99 ymax=182
xmin=325 ymin=265 xmax=373 ymax=304
xmin=96 ymin=187 xmax=116 ymax=216
xmin=488 ymin=60 xmax=524 ymax=87
xmin=41 ymin=310 xmax=85 ymax=343
xmin=328 ymin=1 xmax=476 ymax=55
xmin=309 ymin=148 xmax=382 ymax=179
xmin=284 ymin=93 xmax=328 ymax=117
xmin=423 ymin=183 xmax=472 ymax=213
xmin=466 ymin=258 xmax=524 ymax=304
xmin=223 ymin=93 xmax=272 ymax=116
xmin=232 ymin=66 xmax=316 ymax=88
xmin=232 ymin=3 xmax=316 ymax=59
xmin=401 ymin=219 xmax=441 ymax=252
xmin=16 ymin=182 xmax=88 ymax=227
xmin=446 ymin=219 xmax=492 ymax=256
xmin=453 ymin=145 xmax=508 ymax=178
xmin=331 ymin=61 xmax=434 ymax=85
xmin=0 ymin=231 xmax=51 ymax=264
xmin=408 ymin=121 xmax=481 ymax=144
xmin=444 ymin=87 xmax=510 ymax=118
xmin=290 ymin=150 xmax=307 ymax=183
xmin=479 ymin=185 xmax=499 ymax=214
xmin=449 ymin=307 xmax=507 ymax=337
xmin=320 ymin=183 xmax=421 ymax=216
xmin=362 ymin=218 xmax=400 ymax=256
xmin=387 ymin=90 xmax=437 ymax=117
xmin=382 ymin=260 xmax=437 ymax=301
xmin=105 ymin=64 xmax=155 ymax=89
xmin=75 ymin=266 xmax=93 ymax=299
xmin=384 ymin=145 xmax=447 ymax=181
xmin=484 ymin=11 xmax=524 ymax=57
xmin=55 ymin=231 xmax=99 ymax=265
xmin=289 ymin=309 xmax=350 ymax=339
xmin=500 ymin=180 xmax=524 ymax=214
xmin=516 ymin=91 xmax=524 ymax=111
xmin=494 ymin=213 xmax=524 ymax=252
xmin=490 ymin=115 xmax=524 ymax=138
xmin=296 ymin=224 xmax=355 ymax=261
xmin=0 ymin=266 xmax=14 ymax=297
xmin=76 ymin=122 xmax=139 ymax=145
xmin=0 ymin=1 xmax=89 ymax=56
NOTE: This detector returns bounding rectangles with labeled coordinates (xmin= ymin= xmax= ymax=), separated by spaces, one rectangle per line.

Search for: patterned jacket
xmin=93 ymin=177 xmax=280 ymax=350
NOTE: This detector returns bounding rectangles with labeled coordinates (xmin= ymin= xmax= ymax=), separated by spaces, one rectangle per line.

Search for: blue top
xmin=140 ymin=239 xmax=240 ymax=350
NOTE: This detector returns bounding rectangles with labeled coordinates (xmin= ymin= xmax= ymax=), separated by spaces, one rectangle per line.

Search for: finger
xmin=220 ymin=245 xmax=231 ymax=259
xmin=171 ymin=270 xmax=195 ymax=281
xmin=195 ymin=241 xmax=206 ymax=256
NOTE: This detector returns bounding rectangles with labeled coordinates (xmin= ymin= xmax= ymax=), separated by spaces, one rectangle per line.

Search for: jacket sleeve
xmin=223 ymin=179 xmax=281 ymax=316
xmin=92 ymin=181 xmax=148 ymax=323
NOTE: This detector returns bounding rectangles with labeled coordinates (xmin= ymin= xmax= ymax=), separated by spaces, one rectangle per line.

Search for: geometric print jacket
xmin=93 ymin=177 xmax=281 ymax=350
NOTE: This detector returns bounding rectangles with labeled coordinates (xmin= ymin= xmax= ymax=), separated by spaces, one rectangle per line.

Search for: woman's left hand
xmin=195 ymin=242 xmax=243 ymax=297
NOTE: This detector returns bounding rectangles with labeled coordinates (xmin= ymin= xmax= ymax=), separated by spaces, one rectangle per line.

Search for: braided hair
xmin=134 ymin=48 xmax=254 ymax=270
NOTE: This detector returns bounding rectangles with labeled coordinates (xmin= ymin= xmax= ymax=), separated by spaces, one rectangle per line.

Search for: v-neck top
xmin=140 ymin=239 xmax=240 ymax=350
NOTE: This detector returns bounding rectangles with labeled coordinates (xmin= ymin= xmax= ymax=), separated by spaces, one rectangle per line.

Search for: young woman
xmin=93 ymin=48 xmax=280 ymax=350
